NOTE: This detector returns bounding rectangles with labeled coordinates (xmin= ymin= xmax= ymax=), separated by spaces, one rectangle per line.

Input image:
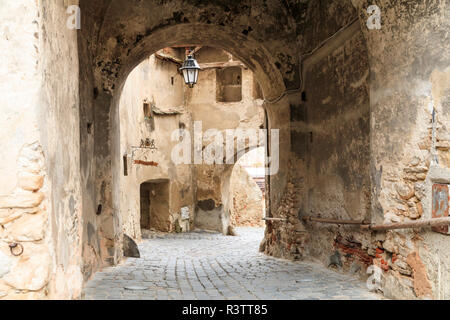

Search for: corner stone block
xmin=3 ymin=246 xmax=51 ymax=291
xmin=0 ymin=207 xmax=39 ymax=225
xmin=0 ymin=193 xmax=44 ymax=209
xmin=0 ymin=251 xmax=12 ymax=278
xmin=18 ymin=173 xmax=44 ymax=192
xmin=5 ymin=212 xmax=46 ymax=242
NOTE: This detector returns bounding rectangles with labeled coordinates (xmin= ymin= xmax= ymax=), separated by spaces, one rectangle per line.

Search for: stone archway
xmin=78 ymin=2 xmax=291 ymax=278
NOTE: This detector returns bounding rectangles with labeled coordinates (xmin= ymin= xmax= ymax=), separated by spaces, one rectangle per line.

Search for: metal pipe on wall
xmin=302 ymin=216 xmax=368 ymax=225
xmin=301 ymin=215 xmax=450 ymax=232
xmin=361 ymin=217 xmax=450 ymax=231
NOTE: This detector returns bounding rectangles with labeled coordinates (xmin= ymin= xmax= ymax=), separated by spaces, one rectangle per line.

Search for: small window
xmin=216 ymin=67 xmax=242 ymax=103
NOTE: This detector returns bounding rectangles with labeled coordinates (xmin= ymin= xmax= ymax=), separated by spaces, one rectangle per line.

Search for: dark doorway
xmin=140 ymin=180 xmax=170 ymax=232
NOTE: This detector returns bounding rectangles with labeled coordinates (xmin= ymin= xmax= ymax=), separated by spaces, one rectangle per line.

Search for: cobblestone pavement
xmin=83 ymin=228 xmax=382 ymax=300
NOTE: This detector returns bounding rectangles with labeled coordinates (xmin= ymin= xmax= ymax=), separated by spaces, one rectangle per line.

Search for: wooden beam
xmin=191 ymin=46 xmax=203 ymax=55
xmin=155 ymin=49 xmax=247 ymax=70
xmin=199 ymin=61 xmax=247 ymax=70
xmin=155 ymin=51 xmax=183 ymax=65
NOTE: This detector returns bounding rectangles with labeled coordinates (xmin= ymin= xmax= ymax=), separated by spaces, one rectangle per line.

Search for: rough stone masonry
xmin=0 ymin=0 xmax=448 ymax=300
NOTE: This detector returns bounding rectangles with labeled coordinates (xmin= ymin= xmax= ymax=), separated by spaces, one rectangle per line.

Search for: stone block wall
xmin=0 ymin=143 xmax=50 ymax=299
xmin=260 ymin=158 xmax=308 ymax=260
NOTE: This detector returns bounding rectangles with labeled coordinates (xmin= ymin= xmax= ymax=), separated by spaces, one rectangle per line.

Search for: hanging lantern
xmin=180 ymin=54 xmax=201 ymax=88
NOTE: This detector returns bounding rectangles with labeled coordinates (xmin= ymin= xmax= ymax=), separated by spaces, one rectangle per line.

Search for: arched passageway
xmin=79 ymin=0 xmax=447 ymax=299
xmin=78 ymin=9 xmax=292 ymax=275
xmin=82 ymin=38 xmax=376 ymax=300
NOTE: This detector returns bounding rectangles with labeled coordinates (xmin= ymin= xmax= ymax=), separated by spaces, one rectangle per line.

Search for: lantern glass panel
xmin=182 ymin=69 xmax=189 ymax=84
xmin=188 ymin=70 xmax=196 ymax=84
xmin=194 ymin=69 xmax=199 ymax=83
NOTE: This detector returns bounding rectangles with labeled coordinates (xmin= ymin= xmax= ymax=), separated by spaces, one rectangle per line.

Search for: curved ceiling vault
xmin=79 ymin=0 xmax=305 ymax=100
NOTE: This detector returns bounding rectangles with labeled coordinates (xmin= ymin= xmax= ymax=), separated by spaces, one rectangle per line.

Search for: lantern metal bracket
xmin=180 ymin=54 xmax=201 ymax=88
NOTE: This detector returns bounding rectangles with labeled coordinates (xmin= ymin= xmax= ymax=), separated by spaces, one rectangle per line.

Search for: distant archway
xmin=228 ymin=147 xmax=267 ymax=228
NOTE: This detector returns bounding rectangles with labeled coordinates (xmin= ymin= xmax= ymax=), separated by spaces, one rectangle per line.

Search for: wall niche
xmin=216 ymin=66 xmax=242 ymax=103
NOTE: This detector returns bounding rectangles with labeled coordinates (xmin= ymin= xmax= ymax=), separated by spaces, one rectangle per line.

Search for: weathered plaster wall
xmin=119 ymin=54 xmax=195 ymax=241
xmin=262 ymin=0 xmax=450 ymax=300
xmin=78 ymin=0 xmax=118 ymax=280
xmin=353 ymin=0 xmax=450 ymax=299
xmin=260 ymin=0 xmax=368 ymax=278
xmin=300 ymin=26 xmax=370 ymax=224
xmin=38 ymin=0 xmax=84 ymax=300
xmin=292 ymin=22 xmax=372 ymax=270
xmin=186 ymin=48 xmax=265 ymax=233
